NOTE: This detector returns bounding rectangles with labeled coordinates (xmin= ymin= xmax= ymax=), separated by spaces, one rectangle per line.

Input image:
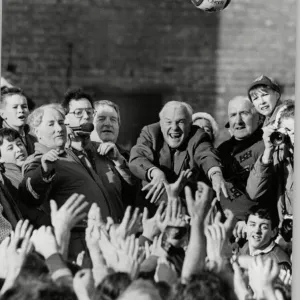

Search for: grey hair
xmin=228 ymin=96 xmax=257 ymax=115
xmin=159 ymin=101 xmax=193 ymax=121
xmin=94 ymin=100 xmax=121 ymax=124
xmin=27 ymin=103 xmax=65 ymax=136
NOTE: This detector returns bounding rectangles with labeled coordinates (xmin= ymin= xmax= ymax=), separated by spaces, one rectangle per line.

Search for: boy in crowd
xmin=238 ymin=205 xmax=291 ymax=271
xmin=247 ymin=75 xmax=282 ymax=127
xmin=0 ymin=128 xmax=26 ymax=241
xmin=0 ymin=87 xmax=36 ymax=155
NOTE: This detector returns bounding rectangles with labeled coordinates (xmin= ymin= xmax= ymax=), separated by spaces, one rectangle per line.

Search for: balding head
xmin=159 ymin=101 xmax=193 ymax=149
xmin=228 ymin=96 xmax=260 ymax=140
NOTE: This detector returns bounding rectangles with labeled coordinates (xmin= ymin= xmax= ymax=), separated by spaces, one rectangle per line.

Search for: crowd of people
xmin=0 ymin=74 xmax=294 ymax=300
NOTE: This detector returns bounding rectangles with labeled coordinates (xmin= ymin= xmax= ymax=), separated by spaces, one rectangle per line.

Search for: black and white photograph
xmin=0 ymin=0 xmax=297 ymax=299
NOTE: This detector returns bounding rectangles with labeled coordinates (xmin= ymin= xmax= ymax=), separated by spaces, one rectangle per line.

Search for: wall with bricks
xmin=1 ymin=0 xmax=296 ymax=146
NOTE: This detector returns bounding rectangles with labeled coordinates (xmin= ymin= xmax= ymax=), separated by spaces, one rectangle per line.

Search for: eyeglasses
xmin=69 ymin=108 xmax=94 ymax=118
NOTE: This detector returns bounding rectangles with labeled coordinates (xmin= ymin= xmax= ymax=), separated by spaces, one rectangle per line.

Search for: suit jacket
xmin=129 ymin=122 xmax=222 ymax=184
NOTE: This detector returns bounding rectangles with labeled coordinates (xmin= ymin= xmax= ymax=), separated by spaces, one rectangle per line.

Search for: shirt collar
xmin=250 ymin=241 xmax=276 ymax=256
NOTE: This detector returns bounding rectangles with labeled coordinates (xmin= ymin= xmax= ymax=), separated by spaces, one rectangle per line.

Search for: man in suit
xmin=129 ymin=101 xmax=228 ymax=206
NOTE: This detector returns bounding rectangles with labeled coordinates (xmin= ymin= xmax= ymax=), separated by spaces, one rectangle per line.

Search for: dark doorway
xmin=84 ymin=86 xmax=163 ymax=150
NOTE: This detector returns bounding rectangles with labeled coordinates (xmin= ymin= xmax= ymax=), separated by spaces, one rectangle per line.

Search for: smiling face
xmin=160 ymin=105 xmax=192 ymax=149
xmin=1 ymin=94 xmax=29 ymax=130
xmin=246 ymin=214 xmax=277 ymax=252
xmin=228 ymin=98 xmax=259 ymax=140
xmin=35 ymin=108 xmax=67 ymax=149
xmin=0 ymin=137 xmax=28 ymax=167
xmin=95 ymin=105 xmax=120 ymax=143
xmin=249 ymin=86 xmax=280 ymax=117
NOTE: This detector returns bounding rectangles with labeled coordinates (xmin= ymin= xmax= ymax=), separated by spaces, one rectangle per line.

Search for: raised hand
xmin=115 ymin=235 xmax=142 ymax=279
xmin=248 ymin=256 xmax=279 ymax=299
xmin=50 ymin=193 xmax=88 ymax=258
xmin=87 ymin=203 xmax=106 ymax=230
xmin=233 ymin=220 xmax=247 ymax=241
xmin=142 ymin=168 xmax=167 ymax=204
xmin=73 ymin=269 xmax=95 ymax=300
xmin=112 ymin=206 xmax=143 ymax=243
xmin=142 ymin=206 xmax=161 ymax=241
xmin=41 ymin=149 xmax=60 ymax=174
xmin=163 ymin=169 xmax=192 ymax=200
xmin=210 ymin=172 xmax=228 ymax=201
xmin=0 ymin=220 xmax=33 ymax=294
xmin=31 ymin=226 xmax=59 ymax=259
xmin=6 ymin=220 xmax=33 ymax=274
xmin=50 ymin=193 xmax=88 ymax=232
xmin=156 ymin=198 xmax=186 ymax=233
xmin=185 ymin=181 xmax=215 ymax=221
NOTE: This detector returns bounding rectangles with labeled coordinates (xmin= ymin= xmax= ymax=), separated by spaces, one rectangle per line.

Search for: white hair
xmin=192 ymin=112 xmax=219 ymax=140
xmin=159 ymin=101 xmax=193 ymax=121
xmin=228 ymin=96 xmax=257 ymax=115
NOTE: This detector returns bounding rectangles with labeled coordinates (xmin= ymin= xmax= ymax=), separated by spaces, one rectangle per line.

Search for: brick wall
xmin=1 ymin=0 xmax=296 ymax=145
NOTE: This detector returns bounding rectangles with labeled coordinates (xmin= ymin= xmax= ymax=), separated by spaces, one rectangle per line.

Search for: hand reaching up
xmin=185 ymin=182 xmax=215 ymax=221
xmin=50 ymin=193 xmax=88 ymax=232
xmin=73 ymin=269 xmax=95 ymax=300
xmin=248 ymin=256 xmax=279 ymax=299
xmin=156 ymin=198 xmax=187 ymax=233
xmin=111 ymin=206 xmax=143 ymax=246
xmin=31 ymin=226 xmax=59 ymax=259
xmin=0 ymin=220 xmax=33 ymax=294
xmin=163 ymin=169 xmax=193 ymax=201
xmin=50 ymin=193 xmax=88 ymax=258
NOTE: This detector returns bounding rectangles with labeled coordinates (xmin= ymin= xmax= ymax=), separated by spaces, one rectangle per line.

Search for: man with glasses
xmin=62 ymin=88 xmax=135 ymax=222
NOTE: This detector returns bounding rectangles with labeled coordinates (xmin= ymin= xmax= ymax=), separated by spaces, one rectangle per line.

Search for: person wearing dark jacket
xmin=129 ymin=101 xmax=228 ymax=213
xmin=217 ymin=96 xmax=265 ymax=223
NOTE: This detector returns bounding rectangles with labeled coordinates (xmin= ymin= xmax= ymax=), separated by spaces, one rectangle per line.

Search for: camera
xmin=269 ymin=131 xmax=289 ymax=146
xmin=280 ymin=215 xmax=293 ymax=242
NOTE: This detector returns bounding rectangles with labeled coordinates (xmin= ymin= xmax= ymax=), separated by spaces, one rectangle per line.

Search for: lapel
xmin=159 ymin=141 xmax=172 ymax=169
xmin=174 ymin=149 xmax=188 ymax=175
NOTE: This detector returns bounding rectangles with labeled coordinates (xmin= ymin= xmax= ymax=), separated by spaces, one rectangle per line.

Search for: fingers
xmin=141 ymin=182 xmax=152 ymax=192
xmin=120 ymin=206 xmax=132 ymax=230
xmin=221 ymin=182 xmax=229 ymax=199
xmin=50 ymin=200 xmax=58 ymax=215
xmin=142 ymin=207 xmax=149 ymax=224
xmin=150 ymin=184 xmax=164 ymax=203
xmin=184 ymin=186 xmax=194 ymax=216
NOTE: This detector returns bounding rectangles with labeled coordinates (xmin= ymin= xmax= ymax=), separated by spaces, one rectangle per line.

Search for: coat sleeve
xmin=192 ymin=130 xmax=223 ymax=177
xmin=129 ymin=125 xmax=157 ymax=182
xmin=246 ymin=154 xmax=274 ymax=200
xmin=20 ymin=158 xmax=55 ymax=206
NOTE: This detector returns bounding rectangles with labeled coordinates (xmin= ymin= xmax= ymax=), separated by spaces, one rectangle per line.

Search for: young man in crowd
xmin=0 ymin=87 xmax=36 ymax=155
xmin=247 ymin=75 xmax=282 ymax=127
xmin=239 ymin=205 xmax=291 ymax=271
xmin=0 ymin=128 xmax=26 ymax=241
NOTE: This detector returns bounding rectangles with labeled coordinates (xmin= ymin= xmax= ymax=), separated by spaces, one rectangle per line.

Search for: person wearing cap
xmin=247 ymin=75 xmax=282 ymax=127
xmin=192 ymin=112 xmax=219 ymax=145
xmin=217 ymin=96 xmax=265 ymax=237
xmin=246 ymin=99 xmax=294 ymax=224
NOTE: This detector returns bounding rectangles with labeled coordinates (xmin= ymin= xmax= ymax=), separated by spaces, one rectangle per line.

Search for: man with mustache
xmin=129 ymin=101 xmax=228 ymax=210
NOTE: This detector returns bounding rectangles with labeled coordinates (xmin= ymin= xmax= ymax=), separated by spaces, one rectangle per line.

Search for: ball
xmin=191 ymin=0 xmax=231 ymax=12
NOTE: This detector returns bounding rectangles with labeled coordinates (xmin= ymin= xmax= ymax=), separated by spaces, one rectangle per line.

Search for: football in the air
xmin=191 ymin=0 xmax=231 ymax=12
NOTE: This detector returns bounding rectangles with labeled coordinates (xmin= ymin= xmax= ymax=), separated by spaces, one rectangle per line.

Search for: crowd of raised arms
xmin=0 ymin=75 xmax=294 ymax=300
